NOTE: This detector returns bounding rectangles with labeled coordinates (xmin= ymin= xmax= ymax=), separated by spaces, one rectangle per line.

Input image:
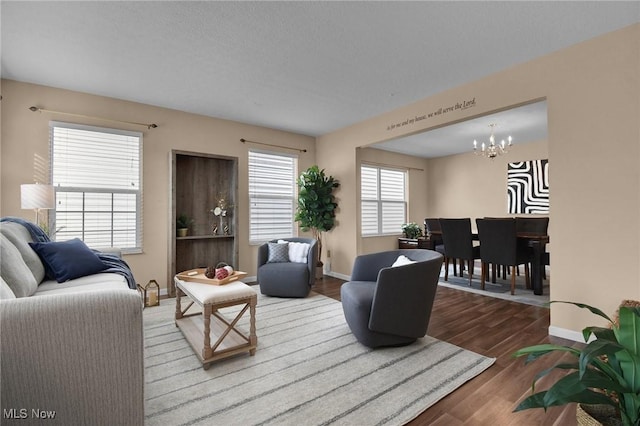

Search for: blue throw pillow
xmin=29 ymin=238 xmax=108 ymax=283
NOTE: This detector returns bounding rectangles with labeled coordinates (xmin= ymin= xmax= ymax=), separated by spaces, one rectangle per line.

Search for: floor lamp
xmin=21 ymin=183 xmax=55 ymax=227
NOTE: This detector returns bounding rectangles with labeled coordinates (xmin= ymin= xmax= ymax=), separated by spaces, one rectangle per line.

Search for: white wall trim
xmin=548 ymin=326 xmax=588 ymax=343
xmin=324 ymin=270 xmax=350 ymax=281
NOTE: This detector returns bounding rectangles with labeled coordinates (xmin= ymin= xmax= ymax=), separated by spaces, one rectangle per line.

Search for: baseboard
xmin=548 ymin=326 xmax=590 ymax=343
xmin=323 ymin=270 xmax=350 ymax=281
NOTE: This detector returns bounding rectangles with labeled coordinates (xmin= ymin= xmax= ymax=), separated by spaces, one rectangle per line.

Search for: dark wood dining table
xmin=423 ymin=231 xmax=549 ymax=296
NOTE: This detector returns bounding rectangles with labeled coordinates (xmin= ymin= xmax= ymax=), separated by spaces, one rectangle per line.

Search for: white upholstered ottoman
xmin=174 ymin=277 xmax=257 ymax=370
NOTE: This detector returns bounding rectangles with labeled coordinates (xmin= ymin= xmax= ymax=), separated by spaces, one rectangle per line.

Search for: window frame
xmin=248 ymin=149 xmax=298 ymax=244
xmin=49 ymin=121 xmax=143 ymax=253
xmin=360 ymin=163 xmax=407 ymax=237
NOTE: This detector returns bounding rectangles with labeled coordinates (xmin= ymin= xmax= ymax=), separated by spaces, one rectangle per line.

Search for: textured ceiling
xmin=2 ymin=1 xmax=638 ymax=155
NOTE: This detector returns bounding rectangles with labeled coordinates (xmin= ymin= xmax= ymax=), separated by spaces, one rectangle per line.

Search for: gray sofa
xmin=341 ymin=249 xmax=443 ymax=348
xmin=0 ymin=220 xmax=144 ymax=425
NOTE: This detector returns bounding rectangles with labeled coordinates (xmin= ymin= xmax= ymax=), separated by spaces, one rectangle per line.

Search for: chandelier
xmin=473 ymin=123 xmax=512 ymax=159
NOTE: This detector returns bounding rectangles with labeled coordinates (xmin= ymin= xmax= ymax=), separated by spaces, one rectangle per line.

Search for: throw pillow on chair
xmin=278 ymin=239 xmax=311 ymax=263
xmin=267 ymin=242 xmax=290 ymax=263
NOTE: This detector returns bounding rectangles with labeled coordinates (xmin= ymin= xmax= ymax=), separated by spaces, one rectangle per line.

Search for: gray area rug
xmin=437 ymin=265 xmax=550 ymax=307
xmin=144 ymin=291 xmax=495 ymax=425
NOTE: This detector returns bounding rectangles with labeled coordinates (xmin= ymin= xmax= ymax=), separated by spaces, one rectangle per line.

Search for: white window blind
xmin=248 ymin=151 xmax=297 ymax=243
xmin=50 ymin=122 xmax=142 ymax=252
xmin=361 ymin=165 xmax=406 ymax=236
xmin=361 ymin=166 xmax=379 ymax=236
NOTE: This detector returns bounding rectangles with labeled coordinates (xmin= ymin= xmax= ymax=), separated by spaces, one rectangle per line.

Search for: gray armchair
xmin=257 ymin=237 xmax=318 ymax=298
xmin=341 ymin=249 xmax=443 ymax=348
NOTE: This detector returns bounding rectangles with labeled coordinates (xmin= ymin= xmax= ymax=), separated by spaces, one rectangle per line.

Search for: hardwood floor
xmin=312 ymin=275 xmax=581 ymax=426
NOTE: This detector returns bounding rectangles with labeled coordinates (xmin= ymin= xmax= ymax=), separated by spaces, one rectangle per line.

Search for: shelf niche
xmin=169 ymin=150 xmax=238 ymax=296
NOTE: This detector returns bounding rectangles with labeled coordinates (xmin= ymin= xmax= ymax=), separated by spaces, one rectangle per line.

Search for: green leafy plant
xmin=294 ymin=165 xmax=339 ymax=266
xmin=513 ymin=301 xmax=640 ymax=426
xmin=401 ymin=222 xmax=423 ymax=239
xmin=176 ymin=213 xmax=193 ymax=229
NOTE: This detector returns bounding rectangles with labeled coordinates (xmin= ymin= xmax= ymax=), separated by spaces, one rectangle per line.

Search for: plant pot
xmin=577 ymin=404 xmax=622 ymax=426
xmin=315 ymin=262 xmax=324 ymax=280
xmin=177 ymin=228 xmax=188 ymax=237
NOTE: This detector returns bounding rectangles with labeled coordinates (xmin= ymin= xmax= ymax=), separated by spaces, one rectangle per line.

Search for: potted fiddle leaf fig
xmin=513 ymin=301 xmax=640 ymax=426
xmin=295 ymin=165 xmax=339 ymax=279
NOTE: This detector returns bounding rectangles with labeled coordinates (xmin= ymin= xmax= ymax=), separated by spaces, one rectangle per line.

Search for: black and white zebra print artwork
xmin=507 ymin=159 xmax=549 ymax=214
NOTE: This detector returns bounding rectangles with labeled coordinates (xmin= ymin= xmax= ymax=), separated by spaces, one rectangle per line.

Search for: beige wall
xmin=317 ymin=24 xmax=640 ymax=335
xmin=0 ymin=80 xmax=316 ymax=293
xmin=355 ymin=147 xmax=429 ymax=256
xmin=427 ymin=139 xmax=548 ymax=220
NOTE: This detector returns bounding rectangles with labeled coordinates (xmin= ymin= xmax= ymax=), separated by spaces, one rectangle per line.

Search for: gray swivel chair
xmin=340 ymin=249 xmax=443 ymax=348
xmin=257 ymin=237 xmax=318 ymax=298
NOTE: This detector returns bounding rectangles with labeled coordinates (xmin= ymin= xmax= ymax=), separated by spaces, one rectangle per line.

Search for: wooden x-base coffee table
xmin=174 ymin=276 xmax=257 ymax=370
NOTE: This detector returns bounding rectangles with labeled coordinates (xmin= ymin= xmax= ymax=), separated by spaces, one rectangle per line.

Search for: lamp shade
xmin=21 ymin=184 xmax=55 ymax=210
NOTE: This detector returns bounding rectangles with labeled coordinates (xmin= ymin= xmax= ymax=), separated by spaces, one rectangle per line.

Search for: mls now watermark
xmin=3 ymin=408 xmax=57 ymax=420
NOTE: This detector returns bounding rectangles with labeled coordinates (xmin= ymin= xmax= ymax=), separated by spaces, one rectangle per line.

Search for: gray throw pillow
xmin=0 ymin=222 xmax=46 ymax=283
xmin=0 ymin=277 xmax=16 ymax=299
xmin=0 ymin=234 xmax=38 ymax=297
xmin=267 ymin=242 xmax=290 ymax=263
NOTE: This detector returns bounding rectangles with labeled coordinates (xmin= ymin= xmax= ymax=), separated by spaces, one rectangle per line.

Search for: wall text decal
xmin=386 ymin=97 xmax=476 ymax=131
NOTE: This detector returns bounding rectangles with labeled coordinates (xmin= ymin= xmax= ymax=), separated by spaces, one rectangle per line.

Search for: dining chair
xmin=424 ymin=218 xmax=442 ymax=243
xmin=438 ymin=218 xmax=480 ymax=286
xmin=424 ymin=218 xmax=452 ymax=274
xmin=476 ymin=218 xmax=533 ymax=295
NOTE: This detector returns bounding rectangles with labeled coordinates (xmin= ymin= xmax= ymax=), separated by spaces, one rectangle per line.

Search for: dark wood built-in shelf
xmin=169 ymin=150 xmax=238 ymax=297
xmin=176 ymin=235 xmax=235 ymax=241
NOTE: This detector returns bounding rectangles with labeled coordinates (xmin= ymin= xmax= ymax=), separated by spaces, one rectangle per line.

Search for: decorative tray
xmin=176 ymin=268 xmax=248 ymax=286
